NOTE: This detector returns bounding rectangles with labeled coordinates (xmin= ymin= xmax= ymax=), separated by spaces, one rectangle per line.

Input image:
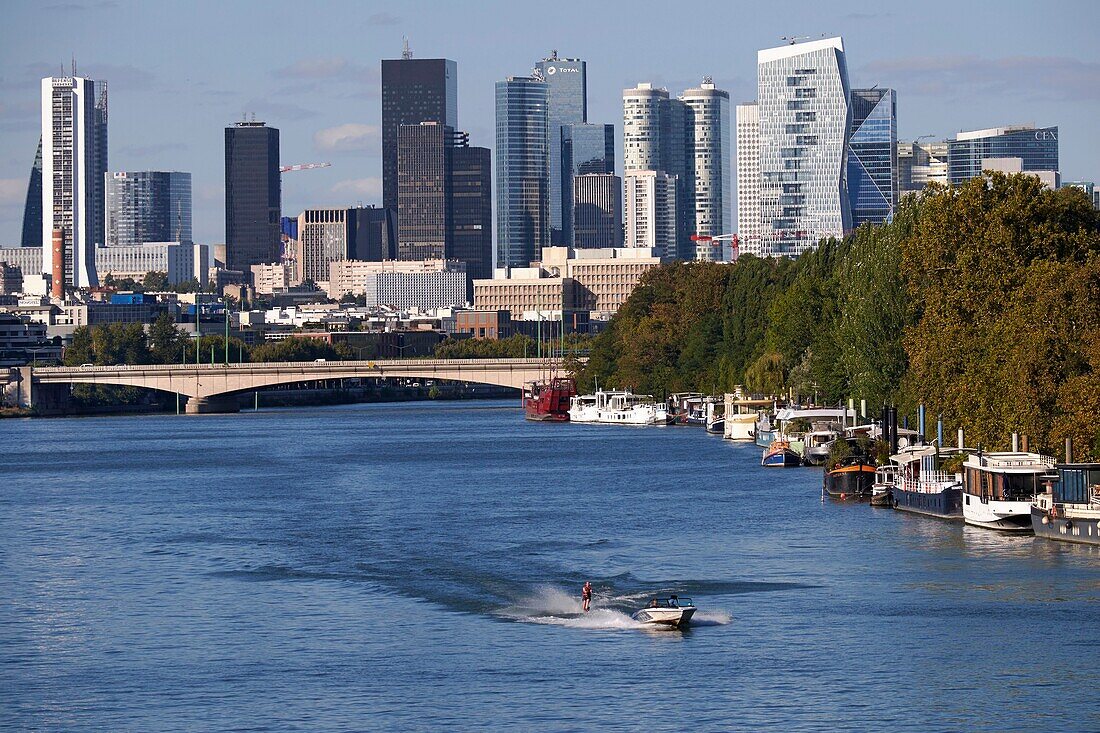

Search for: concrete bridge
xmin=14 ymin=358 xmax=572 ymax=414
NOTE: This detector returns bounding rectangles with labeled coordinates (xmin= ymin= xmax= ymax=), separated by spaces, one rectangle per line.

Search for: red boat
xmin=523 ymin=377 xmax=576 ymax=421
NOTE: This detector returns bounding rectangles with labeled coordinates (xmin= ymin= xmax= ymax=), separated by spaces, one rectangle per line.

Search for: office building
xmin=0 ymin=247 xmax=46 ymax=290
xmin=947 ymin=124 xmax=1059 ymax=185
xmin=41 ymin=75 xmax=108 ymax=290
xmin=573 ymin=174 xmax=622 ymax=248
xmin=847 ymin=88 xmax=897 ymax=227
xmin=397 ymin=122 xmax=457 ymax=261
xmin=682 ymin=79 xmax=731 ymax=260
xmin=1063 ymin=181 xmax=1099 ymax=210
xmin=94 ymin=242 xmax=209 ymax=286
xmin=748 ymin=37 xmax=852 ymax=258
xmin=981 ymin=157 xmax=1059 ymax=189
xmin=898 ymin=140 xmax=949 ymax=194
xmin=327 ymin=258 xmax=468 ymax=309
xmin=495 ymin=76 xmax=549 ymax=269
xmin=381 ymin=53 xmax=457 ymax=211
xmin=623 ymin=171 xmax=678 ymax=258
xmin=349 ymin=206 xmax=397 ymax=261
xmin=20 ymin=137 xmax=42 ymax=249
xmin=251 ymin=263 xmax=293 ymax=295
xmin=225 ymin=121 xmax=281 ymax=273
xmin=451 ymin=145 xmax=493 ymax=280
xmin=535 ymin=52 xmax=587 ymax=245
xmin=474 ymin=268 xmax=577 ymax=320
xmin=539 ymin=246 xmax=662 ymax=315
xmin=105 ymin=171 xmax=192 ymax=246
xmin=561 ymin=122 xmax=614 ymax=245
xmin=736 ymin=103 xmax=762 ymax=255
xmin=297 ymin=208 xmax=354 ymax=285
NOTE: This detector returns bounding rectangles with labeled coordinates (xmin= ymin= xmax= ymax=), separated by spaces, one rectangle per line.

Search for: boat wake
xmin=495 ymin=585 xmax=731 ymax=630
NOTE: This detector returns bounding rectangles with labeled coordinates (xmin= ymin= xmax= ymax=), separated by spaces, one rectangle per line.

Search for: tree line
xmin=579 ymin=173 xmax=1100 ymax=458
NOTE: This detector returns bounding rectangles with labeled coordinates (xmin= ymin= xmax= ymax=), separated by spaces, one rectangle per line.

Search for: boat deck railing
xmin=900 ymin=471 xmax=959 ymax=493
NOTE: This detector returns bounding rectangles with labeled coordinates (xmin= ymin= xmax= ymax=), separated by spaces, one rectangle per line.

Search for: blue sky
xmin=1 ymin=0 xmax=1097 ymax=245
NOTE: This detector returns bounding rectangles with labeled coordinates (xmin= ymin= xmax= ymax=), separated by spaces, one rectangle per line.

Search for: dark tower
xmin=381 ymin=54 xmax=457 ymax=213
xmin=20 ymin=137 xmax=42 ymax=249
xmin=451 ymin=145 xmax=492 ymax=281
xmin=224 ymin=121 xmax=281 ymax=274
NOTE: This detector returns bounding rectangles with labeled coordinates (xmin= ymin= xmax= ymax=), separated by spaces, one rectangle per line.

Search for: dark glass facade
xmin=561 ymin=123 xmax=614 ymax=247
xmin=20 ymin=137 xmax=42 ymax=249
xmin=224 ymin=122 xmax=281 ymax=273
xmin=451 ymin=146 xmax=492 ymax=281
xmin=573 ymin=173 xmax=622 ymax=248
xmin=495 ymin=77 xmax=549 ymax=268
xmin=105 ymin=171 xmax=192 ymax=246
xmin=381 ymin=58 xmax=457 ymax=212
xmin=947 ymin=126 xmax=1058 ymax=184
xmin=847 ymin=88 xmax=897 ymax=227
xmin=397 ymin=122 xmax=453 ymax=261
xmin=534 ymin=54 xmax=587 ymax=245
xmin=348 ymin=206 xmax=396 ymax=261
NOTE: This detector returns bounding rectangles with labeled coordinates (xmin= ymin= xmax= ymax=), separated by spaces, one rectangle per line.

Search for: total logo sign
xmin=546 ymin=66 xmax=579 ymax=75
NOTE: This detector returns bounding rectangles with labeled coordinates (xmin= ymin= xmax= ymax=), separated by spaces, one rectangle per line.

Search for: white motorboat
xmin=570 ymin=390 xmax=669 ymax=425
xmin=803 ymin=422 xmax=843 ymax=465
xmin=962 ymin=451 xmax=1056 ymax=531
xmin=631 ymin=596 xmax=696 ymax=627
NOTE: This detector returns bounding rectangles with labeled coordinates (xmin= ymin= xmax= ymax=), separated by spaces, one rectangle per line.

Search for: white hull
xmin=596 ymin=406 xmax=668 ymax=425
xmin=963 ymin=494 xmax=1033 ymax=531
xmin=724 ymin=414 xmax=756 ymax=441
xmin=631 ymin=606 xmax=696 ymax=626
xmin=568 ymin=406 xmax=600 ymax=423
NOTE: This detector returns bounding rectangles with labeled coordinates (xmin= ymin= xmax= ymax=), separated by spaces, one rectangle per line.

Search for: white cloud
xmin=331 ymin=178 xmax=382 ymax=199
xmin=0 ymin=178 xmax=26 ymax=206
xmin=314 ymin=123 xmax=379 ymax=153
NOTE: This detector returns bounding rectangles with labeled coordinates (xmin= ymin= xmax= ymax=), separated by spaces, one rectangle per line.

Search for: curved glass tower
xmin=847 ymin=88 xmax=897 ymax=227
xmin=495 ymin=76 xmax=549 ymax=269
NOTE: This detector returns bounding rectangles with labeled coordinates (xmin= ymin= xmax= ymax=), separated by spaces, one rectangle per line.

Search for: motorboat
xmin=704 ymin=398 xmax=725 ymax=434
xmin=870 ymin=464 xmax=898 ymax=506
xmin=962 ymin=451 xmax=1056 ymax=531
xmin=631 ymin=596 xmax=696 ymax=627
xmin=567 ymin=393 xmax=599 ymax=423
xmin=803 ymin=422 xmax=843 ymax=465
xmin=762 ymin=440 xmax=802 ymax=467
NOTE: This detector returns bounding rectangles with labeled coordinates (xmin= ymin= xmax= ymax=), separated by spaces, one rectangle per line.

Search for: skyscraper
xmin=105 ymin=171 xmax=192 ymax=246
xmin=224 ymin=121 xmax=281 ymax=274
xmin=495 ymin=76 xmax=549 ymax=268
xmin=947 ymin=124 xmax=1058 ymax=185
xmin=397 ymin=122 xmax=455 ymax=261
xmin=847 ymin=88 xmax=897 ymax=227
xmin=751 ymin=37 xmax=852 ymax=258
xmin=898 ymin=139 xmax=949 ymax=194
xmin=297 ymin=208 xmax=353 ymax=285
xmin=624 ymin=171 xmax=678 ymax=258
xmin=348 ymin=206 xmax=397 ymax=261
xmin=451 ymin=145 xmax=493 ymax=281
xmin=381 ymin=54 xmax=457 ymax=212
xmin=573 ymin=173 xmax=623 ymax=249
xmin=20 ymin=137 xmax=42 ymax=249
xmin=736 ymin=102 xmax=762 ymax=256
xmin=40 ymin=75 xmax=107 ymax=290
xmin=534 ymin=52 xmax=587 ymax=246
xmin=561 ymin=122 xmax=614 ymax=247
xmin=682 ymin=79 xmax=731 ymax=260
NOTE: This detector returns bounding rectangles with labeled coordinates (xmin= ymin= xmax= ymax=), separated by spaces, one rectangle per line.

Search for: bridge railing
xmin=34 ymin=357 xmax=574 ymax=374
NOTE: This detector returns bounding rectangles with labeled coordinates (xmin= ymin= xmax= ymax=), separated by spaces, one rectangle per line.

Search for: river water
xmin=2 ymin=400 xmax=1097 ymax=731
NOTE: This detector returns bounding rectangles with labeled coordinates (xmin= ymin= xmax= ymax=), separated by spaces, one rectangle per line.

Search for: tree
xmin=249 ymin=337 xmax=341 ymax=362
xmin=148 ymin=313 xmax=190 ymax=364
xmin=143 ymin=271 xmax=169 ymax=291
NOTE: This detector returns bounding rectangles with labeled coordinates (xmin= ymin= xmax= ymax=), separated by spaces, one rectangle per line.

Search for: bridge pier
xmin=184 ymin=395 xmax=240 ymax=415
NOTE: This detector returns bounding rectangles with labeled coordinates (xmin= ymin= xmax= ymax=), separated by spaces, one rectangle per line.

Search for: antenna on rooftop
xmin=402 ymin=36 xmax=412 ymax=60
xmin=71 ymin=55 xmax=76 ymax=76
xmin=780 ymin=35 xmax=812 ymax=45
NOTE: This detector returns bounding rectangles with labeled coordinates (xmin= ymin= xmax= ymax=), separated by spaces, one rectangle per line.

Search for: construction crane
xmin=280 ymin=162 xmax=331 ymax=173
xmin=691 ymin=233 xmax=740 ymax=261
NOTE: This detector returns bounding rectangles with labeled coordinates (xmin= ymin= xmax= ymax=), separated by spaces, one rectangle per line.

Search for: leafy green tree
xmin=148 ymin=314 xmax=190 ymax=364
xmin=249 ymin=337 xmax=341 ymax=362
xmin=143 ymin=271 xmax=169 ymax=291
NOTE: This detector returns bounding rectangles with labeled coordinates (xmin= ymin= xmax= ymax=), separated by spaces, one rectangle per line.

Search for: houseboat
xmin=523 ymin=377 xmax=576 ymax=421
xmin=568 ymin=390 xmax=669 ymax=426
xmin=1032 ymin=462 xmax=1100 ymax=546
xmin=823 ymin=458 xmax=876 ymax=500
xmin=891 ymin=445 xmax=964 ymax=520
xmin=962 ymin=452 xmax=1055 ymax=531
xmin=723 ymin=394 xmax=775 ymax=442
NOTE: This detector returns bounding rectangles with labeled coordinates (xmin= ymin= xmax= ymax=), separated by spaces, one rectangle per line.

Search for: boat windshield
xmin=647 ymin=596 xmax=694 ymax=608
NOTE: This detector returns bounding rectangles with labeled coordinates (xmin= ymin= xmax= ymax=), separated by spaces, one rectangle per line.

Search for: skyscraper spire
xmin=402 ymin=36 xmax=412 ymax=60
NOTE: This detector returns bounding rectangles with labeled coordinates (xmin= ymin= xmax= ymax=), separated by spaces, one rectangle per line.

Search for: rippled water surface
xmin=2 ymin=401 xmax=1098 ymax=731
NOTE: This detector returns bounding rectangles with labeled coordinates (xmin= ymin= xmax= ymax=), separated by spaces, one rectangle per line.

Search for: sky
xmin=1 ymin=0 xmax=1098 ymax=246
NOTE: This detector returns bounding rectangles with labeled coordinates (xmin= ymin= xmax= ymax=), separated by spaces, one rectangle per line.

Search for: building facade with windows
xmin=736 ymin=102 xmax=762 ymax=254
xmin=623 ymin=170 xmax=678 ymax=258
xmin=225 ymin=121 xmax=280 ymax=274
xmin=898 ymin=140 xmax=949 ymax=194
xmin=397 ymin=122 xmax=457 ymax=261
xmin=41 ymin=75 xmax=108 ymax=290
xmin=751 ymin=37 xmax=852 ymax=258
xmin=451 ymin=145 xmax=493 ymax=280
xmin=495 ymin=76 xmax=549 ymax=269
xmin=534 ymin=53 xmax=587 ymax=246
xmin=573 ymin=173 xmax=622 ymax=249
xmin=327 ymin=258 xmax=468 ymax=309
xmin=105 ymin=171 xmax=192 ymax=247
xmin=847 ymin=88 xmax=897 ymax=227
xmin=682 ymin=79 xmax=731 ymax=260
xmin=561 ymin=122 xmax=614 ymax=246
xmin=947 ymin=124 xmax=1059 ymax=184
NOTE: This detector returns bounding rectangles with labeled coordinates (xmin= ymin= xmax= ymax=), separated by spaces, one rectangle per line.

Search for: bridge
xmin=14 ymin=358 xmax=571 ymax=414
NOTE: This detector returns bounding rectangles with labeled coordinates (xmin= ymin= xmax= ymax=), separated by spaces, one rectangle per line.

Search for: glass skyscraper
xmin=753 ymin=37 xmax=851 ymax=258
xmin=947 ymin=125 xmax=1058 ymax=184
xmin=534 ymin=53 xmax=586 ymax=246
xmin=380 ymin=56 xmax=458 ymax=212
xmin=847 ymin=88 xmax=897 ymax=228
xmin=397 ymin=122 xmax=455 ymax=261
xmin=561 ymin=122 xmax=613 ymax=246
xmin=105 ymin=171 xmax=192 ymax=246
xmin=495 ymin=76 xmax=549 ymax=269
xmin=20 ymin=137 xmax=42 ymax=249
xmin=224 ymin=121 xmax=281 ymax=273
